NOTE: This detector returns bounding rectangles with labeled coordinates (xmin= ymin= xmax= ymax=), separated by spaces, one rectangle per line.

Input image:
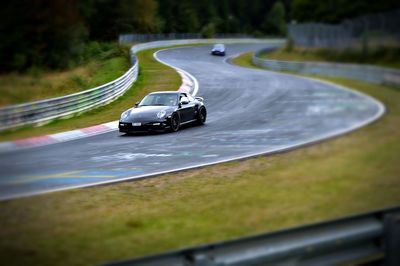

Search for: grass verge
xmin=0 ymin=47 xmax=181 ymax=142
xmin=260 ymin=46 xmax=400 ymax=69
xmin=0 ymin=51 xmax=399 ymax=266
xmin=0 ymin=46 xmax=130 ymax=107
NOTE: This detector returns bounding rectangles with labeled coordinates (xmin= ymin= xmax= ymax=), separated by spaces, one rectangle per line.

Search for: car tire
xmin=197 ymin=107 xmax=207 ymax=125
xmin=170 ymin=113 xmax=180 ymax=132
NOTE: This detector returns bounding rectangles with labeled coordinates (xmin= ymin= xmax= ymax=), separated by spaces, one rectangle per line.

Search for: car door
xmin=185 ymin=94 xmax=197 ymax=121
xmin=185 ymin=100 xmax=196 ymax=121
xmin=179 ymin=94 xmax=195 ymax=122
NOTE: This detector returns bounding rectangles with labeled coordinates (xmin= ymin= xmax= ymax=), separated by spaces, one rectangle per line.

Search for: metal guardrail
xmin=0 ymin=38 xmax=283 ymax=131
xmin=130 ymin=39 xmax=284 ymax=54
xmin=252 ymin=48 xmax=400 ymax=86
xmin=102 ymin=207 xmax=400 ymax=266
xmin=0 ymin=60 xmax=138 ymax=131
xmin=119 ymin=33 xmax=254 ymax=44
xmin=288 ymin=9 xmax=400 ymax=49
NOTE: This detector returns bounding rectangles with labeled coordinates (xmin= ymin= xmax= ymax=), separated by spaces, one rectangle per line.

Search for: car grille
xmin=119 ymin=122 xmax=166 ymax=132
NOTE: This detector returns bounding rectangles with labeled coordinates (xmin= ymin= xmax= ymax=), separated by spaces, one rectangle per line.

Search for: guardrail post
xmin=384 ymin=211 xmax=400 ymax=266
xmin=189 ymin=254 xmax=217 ymax=266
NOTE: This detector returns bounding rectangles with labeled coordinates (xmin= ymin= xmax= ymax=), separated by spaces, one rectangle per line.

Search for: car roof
xmin=149 ymin=91 xmax=180 ymax=95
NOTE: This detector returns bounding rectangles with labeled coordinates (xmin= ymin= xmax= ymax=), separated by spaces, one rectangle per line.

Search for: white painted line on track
xmin=153 ymin=48 xmax=200 ymax=96
xmin=223 ymin=52 xmax=386 ymax=127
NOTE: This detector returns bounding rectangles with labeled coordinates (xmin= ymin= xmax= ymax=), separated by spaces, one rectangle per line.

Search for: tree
xmin=291 ymin=0 xmax=400 ymax=23
xmin=176 ymin=1 xmax=199 ymax=32
xmin=126 ymin=0 xmax=159 ymax=33
xmin=201 ymin=22 xmax=216 ymax=38
xmin=88 ymin=0 xmax=159 ymax=41
xmin=0 ymin=0 xmax=89 ymax=71
xmin=262 ymin=1 xmax=287 ymax=36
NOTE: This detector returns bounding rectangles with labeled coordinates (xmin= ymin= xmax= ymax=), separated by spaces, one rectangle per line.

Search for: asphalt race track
xmin=0 ymin=44 xmax=384 ymax=200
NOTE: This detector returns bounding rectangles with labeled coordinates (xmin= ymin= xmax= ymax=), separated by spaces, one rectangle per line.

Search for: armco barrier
xmin=129 ymin=38 xmax=284 ymax=55
xmin=0 ymin=61 xmax=138 ymax=131
xmin=252 ymin=48 xmax=400 ymax=86
xmin=0 ymin=39 xmax=283 ymax=131
xmin=118 ymin=33 xmax=254 ymax=44
xmin=102 ymin=207 xmax=400 ymax=266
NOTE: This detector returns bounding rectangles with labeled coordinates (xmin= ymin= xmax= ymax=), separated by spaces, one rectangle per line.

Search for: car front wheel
xmin=170 ymin=113 xmax=180 ymax=132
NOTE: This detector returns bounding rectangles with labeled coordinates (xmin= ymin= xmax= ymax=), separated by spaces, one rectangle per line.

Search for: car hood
xmin=121 ymin=106 xmax=175 ymax=122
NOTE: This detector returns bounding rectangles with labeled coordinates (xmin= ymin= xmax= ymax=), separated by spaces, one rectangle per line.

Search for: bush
xmin=284 ymin=37 xmax=294 ymax=52
xmin=201 ymin=23 xmax=216 ymax=38
xmin=69 ymin=75 xmax=88 ymax=89
xmin=262 ymin=1 xmax=287 ymax=36
xmin=27 ymin=66 xmax=43 ymax=80
xmin=83 ymin=42 xmax=128 ymax=62
xmin=12 ymin=54 xmax=27 ymax=71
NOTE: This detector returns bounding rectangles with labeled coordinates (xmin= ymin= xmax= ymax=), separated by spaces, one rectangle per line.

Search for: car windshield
xmin=139 ymin=93 xmax=178 ymax=106
xmin=213 ymin=44 xmax=224 ymax=49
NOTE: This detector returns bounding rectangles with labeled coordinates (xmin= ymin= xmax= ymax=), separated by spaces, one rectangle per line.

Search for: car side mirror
xmin=134 ymin=101 xmax=139 ymax=107
xmin=195 ymin=97 xmax=203 ymax=102
xmin=180 ymin=97 xmax=189 ymax=105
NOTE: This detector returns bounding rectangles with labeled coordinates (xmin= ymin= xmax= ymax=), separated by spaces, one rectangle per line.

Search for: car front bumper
xmin=119 ymin=121 xmax=169 ymax=133
xmin=211 ymin=51 xmax=225 ymax=56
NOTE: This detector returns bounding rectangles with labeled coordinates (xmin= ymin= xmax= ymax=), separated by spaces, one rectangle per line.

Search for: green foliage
xmin=262 ymin=1 xmax=287 ymax=36
xmin=0 ymin=0 xmax=88 ymax=72
xmin=3 ymin=0 xmax=399 ymax=72
xmin=11 ymin=54 xmax=27 ymax=72
xmin=89 ymin=57 xmax=129 ymax=86
xmin=317 ymin=47 xmax=400 ymax=68
xmin=284 ymin=37 xmax=294 ymax=52
xmin=260 ymin=46 xmax=400 ymax=69
xmin=0 ymin=43 xmax=130 ymax=108
xmin=183 ymin=7 xmax=200 ymax=32
xmin=69 ymin=75 xmax=87 ymax=89
xmin=84 ymin=42 xmax=129 ymax=61
xmin=361 ymin=32 xmax=369 ymax=59
xmin=27 ymin=66 xmax=43 ymax=80
xmin=0 ymin=1 xmax=151 ymax=72
xmin=89 ymin=0 xmax=159 ymax=40
xmin=201 ymin=23 xmax=216 ymax=38
xmin=1 ymin=0 xmax=291 ymax=73
xmin=292 ymin=0 xmax=400 ymax=23
xmin=118 ymin=0 xmax=159 ymax=33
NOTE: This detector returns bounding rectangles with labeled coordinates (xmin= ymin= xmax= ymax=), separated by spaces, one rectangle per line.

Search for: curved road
xmin=0 ymin=44 xmax=384 ymax=200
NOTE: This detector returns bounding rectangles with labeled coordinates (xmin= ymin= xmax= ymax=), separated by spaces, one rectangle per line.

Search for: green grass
xmin=88 ymin=57 xmax=130 ymax=87
xmin=0 ymin=54 xmax=130 ymax=107
xmin=0 ymin=51 xmax=399 ymax=266
xmin=0 ymin=47 xmax=181 ymax=142
xmin=260 ymin=46 xmax=400 ymax=69
xmin=230 ymin=53 xmax=259 ymax=69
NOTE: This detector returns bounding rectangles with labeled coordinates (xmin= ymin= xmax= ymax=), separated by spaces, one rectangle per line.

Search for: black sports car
xmin=119 ymin=91 xmax=207 ymax=133
xmin=211 ymin=44 xmax=226 ymax=56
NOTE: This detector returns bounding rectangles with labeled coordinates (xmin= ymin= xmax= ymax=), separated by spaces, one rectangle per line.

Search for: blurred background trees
xmin=1 ymin=0 xmax=89 ymax=71
xmin=1 ymin=0 xmax=399 ymax=72
xmin=291 ymin=0 xmax=400 ymax=23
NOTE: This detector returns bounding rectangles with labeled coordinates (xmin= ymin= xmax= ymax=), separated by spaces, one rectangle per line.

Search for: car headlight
xmin=120 ymin=111 xmax=130 ymax=120
xmin=157 ymin=110 xmax=166 ymax=119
